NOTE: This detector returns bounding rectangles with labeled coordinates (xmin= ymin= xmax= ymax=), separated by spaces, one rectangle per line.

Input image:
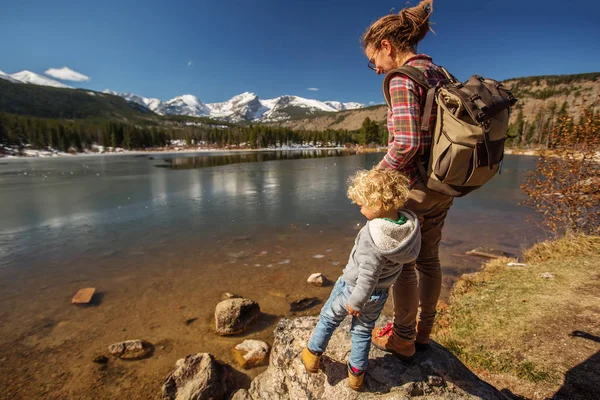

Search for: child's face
xmin=358 ymin=202 xmax=380 ymax=220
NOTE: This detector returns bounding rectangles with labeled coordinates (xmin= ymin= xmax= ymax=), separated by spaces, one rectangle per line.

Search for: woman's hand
xmin=346 ymin=303 xmax=360 ymax=317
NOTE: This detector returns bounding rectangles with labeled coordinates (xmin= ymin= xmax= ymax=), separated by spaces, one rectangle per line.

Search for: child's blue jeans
xmin=308 ymin=277 xmax=389 ymax=371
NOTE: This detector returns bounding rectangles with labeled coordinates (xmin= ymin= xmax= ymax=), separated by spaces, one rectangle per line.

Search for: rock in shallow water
xmin=232 ymin=339 xmax=270 ymax=369
xmin=93 ymin=355 xmax=108 ymax=364
xmin=108 ymin=339 xmax=152 ymax=359
xmin=307 ymin=273 xmax=326 ymax=287
xmin=290 ymin=297 xmax=320 ymax=312
xmin=242 ymin=316 xmax=505 ymax=399
xmin=215 ymin=298 xmax=260 ymax=335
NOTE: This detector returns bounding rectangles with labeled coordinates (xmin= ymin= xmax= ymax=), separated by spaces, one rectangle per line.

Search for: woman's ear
xmin=381 ymin=39 xmax=393 ymax=55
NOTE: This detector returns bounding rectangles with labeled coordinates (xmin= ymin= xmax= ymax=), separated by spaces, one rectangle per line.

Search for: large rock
xmin=243 ymin=317 xmax=505 ymax=399
xmin=161 ymin=353 xmax=235 ymax=400
xmin=215 ymin=298 xmax=260 ymax=335
xmin=232 ymin=340 xmax=270 ymax=369
xmin=108 ymin=339 xmax=152 ymax=359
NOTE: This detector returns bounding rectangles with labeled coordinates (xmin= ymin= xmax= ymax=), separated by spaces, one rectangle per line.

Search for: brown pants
xmin=393 ymin=182 xmax=453 ymax=341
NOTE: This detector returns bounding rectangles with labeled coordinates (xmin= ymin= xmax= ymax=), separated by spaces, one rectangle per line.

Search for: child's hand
xmin=346 ymin=303 xmax=360 ymax=317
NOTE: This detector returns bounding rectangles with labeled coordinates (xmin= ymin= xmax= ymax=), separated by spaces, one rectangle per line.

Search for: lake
xmin=0 ymin=150 xmax=545 ymax=399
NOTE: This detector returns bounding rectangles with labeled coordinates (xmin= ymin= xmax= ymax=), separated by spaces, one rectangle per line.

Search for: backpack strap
xmin=382 ymin=66 xmax=437 ymax=183
xmin=382 ymin=66 xmax=436 ymax=132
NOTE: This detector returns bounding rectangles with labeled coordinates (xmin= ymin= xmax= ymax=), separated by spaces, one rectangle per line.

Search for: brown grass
xmin=434 ymin=235 xmax=600 ymax=399
xmin=523 ymin=233 xmax=600 ymax=262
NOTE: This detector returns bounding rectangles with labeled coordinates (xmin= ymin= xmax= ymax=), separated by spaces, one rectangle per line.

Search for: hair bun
xmin=401 ymin=0 xmax=433 ymax=44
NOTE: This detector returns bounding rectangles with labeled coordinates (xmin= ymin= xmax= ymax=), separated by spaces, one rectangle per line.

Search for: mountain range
xmin=0 ymin=69 xmax=364 ymax=123
xmin=101 ymin=90 xmax=364 ymax=123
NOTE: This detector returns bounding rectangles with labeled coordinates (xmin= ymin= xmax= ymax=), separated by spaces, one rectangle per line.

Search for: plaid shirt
xmin=381 ymin=55 xmax=447 ymax=186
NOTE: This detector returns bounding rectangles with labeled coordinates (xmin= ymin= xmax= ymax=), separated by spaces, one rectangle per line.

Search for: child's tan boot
xmin=347 ymin=365 xmax=365 ymax=391
xmin=301 ymin=347 xmax=321 ymax=373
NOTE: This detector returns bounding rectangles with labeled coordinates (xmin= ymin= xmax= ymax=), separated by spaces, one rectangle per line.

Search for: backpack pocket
xmin=461 ymin=142 xmax=500 ymax=186
xmin=430 ymin=99 xmax=481 ymax=187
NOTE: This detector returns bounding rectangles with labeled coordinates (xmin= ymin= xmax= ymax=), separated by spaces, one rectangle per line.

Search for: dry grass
xmin=434 ymin=235 xmax=600 ymax=399
xmin=523 ymin=233 xmax=600 ymax=262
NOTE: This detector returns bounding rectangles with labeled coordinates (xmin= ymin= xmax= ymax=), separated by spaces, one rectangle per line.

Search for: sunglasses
xmin=367 ymin=50 xmax=379 ymax=71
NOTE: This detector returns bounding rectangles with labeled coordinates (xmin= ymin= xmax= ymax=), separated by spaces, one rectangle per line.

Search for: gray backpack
xmin=383 ymin=66 xmax=517 ymax=197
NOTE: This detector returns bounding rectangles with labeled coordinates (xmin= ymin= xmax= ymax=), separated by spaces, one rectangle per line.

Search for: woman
xmin=361 ymin=0 xmax=454 ymax=358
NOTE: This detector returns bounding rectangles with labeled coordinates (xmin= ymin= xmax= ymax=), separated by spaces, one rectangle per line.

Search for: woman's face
xmin=365 ymin=41 xmax=397 ymax=75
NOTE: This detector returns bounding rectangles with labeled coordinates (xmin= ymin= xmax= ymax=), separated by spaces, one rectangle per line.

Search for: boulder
xmin=307 ymin=273 xmax=327 ymax=287
xmin=108 ymin=339 xmax=152 ymax=359
xmin=161 ymin=353 xmax=235 ymax=400
xmin=215 ymin=298 xmax=260 ymax=335
xmin=232 ymin=340 xmax=270 ymax=369
xmin=242 ymin=317 xmax=505 ymax=399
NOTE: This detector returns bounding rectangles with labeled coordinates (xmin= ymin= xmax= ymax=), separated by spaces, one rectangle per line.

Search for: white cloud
xmin=188 ymin=61 xmax=193 ymax=67
xmin=44 ymin=66 xmax=90 ymax=82
xmin=369 ymin=101 xmax=376 ymax=105
xmin=307 ymin=87 xmax=319 ymax=91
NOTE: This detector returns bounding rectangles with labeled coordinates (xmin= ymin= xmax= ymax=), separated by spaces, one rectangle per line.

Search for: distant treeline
xmin=3 ymin=98 xmax=594 ymax=153
xmin=506 ymin=101 xmax=599 ymax=148
xmin=505 ymin=72 xmax=599 ymax=100
xmin=505 ymin=72 xmax=600 ymax=87
xmin=0 ymin=113 xmax=377 ymax=153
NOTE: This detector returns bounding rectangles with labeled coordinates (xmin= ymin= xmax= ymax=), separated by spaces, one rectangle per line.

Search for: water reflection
xmin=155 ymin=149 xmax=353 ymax=170
xmin=0 ymin=152 xmax=542 ymax=272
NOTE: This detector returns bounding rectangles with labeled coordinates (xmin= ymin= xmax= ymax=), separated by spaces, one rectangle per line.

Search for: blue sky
xmin=1 ymin=0 xmax=599 ymax=105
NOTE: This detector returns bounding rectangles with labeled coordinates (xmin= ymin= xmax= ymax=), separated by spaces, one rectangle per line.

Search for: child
xmin=301 ymin=168 xmax=421 ymax=391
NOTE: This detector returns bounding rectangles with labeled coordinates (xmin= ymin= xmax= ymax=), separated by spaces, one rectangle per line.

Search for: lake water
xmin=0 ymin=150 xmax=546 ymax=399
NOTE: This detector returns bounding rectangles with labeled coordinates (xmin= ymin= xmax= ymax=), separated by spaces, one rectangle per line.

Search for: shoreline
xmin=1 ymin=145 xmax=543 ymax=160
xmin=0 ymin=145 xmax=366 ymax=161
xmin=504 ymin=148 xmax=540 ymax=156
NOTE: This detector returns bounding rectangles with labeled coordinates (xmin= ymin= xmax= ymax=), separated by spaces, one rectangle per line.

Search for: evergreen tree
xmin=359 ymin=117 xmax=379 ymax=145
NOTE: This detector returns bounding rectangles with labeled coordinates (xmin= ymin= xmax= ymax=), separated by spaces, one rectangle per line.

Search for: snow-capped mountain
xmin=157 ymin=94 xmax=211 ymax=117
xmin=0 ymin=70 xmax=21 ymax=83
xmin=260 ymin=95 xmax=339 ymax=121
xmin=206 ymin=92 xmax=266 ymax=122
xmin=324 ymin=101 xmax=364 ymax=111
xmin=10 ymin=70 xmax=73 ymax=89
xmin=104 ymin=89 xmax=365 ymax=123
xmin=102 ymin=90 xmax=162 ymax=112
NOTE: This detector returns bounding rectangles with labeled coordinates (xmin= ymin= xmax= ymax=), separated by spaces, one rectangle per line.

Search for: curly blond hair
xmin=347 ymin=168 xmax=411 ymax=211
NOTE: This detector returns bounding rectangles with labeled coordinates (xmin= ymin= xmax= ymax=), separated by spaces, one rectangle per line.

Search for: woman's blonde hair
xmin=361 ymin=0 xmax=434 ymax=53
xmin=347 ymin=168 xmax=411 ymax=211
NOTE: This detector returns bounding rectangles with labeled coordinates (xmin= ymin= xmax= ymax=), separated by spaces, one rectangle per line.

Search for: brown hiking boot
xmin=301 ymin=347 xmax=321 ymax=373
xmin=371 ymin=323 xmax=415 ymax=359
xmin=347 ymin=365 xmax=365 ymax=391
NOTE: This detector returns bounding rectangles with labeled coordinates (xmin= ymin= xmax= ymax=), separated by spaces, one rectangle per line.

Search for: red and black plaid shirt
xmin=380 ymin=54 xmax=447 ymax=186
